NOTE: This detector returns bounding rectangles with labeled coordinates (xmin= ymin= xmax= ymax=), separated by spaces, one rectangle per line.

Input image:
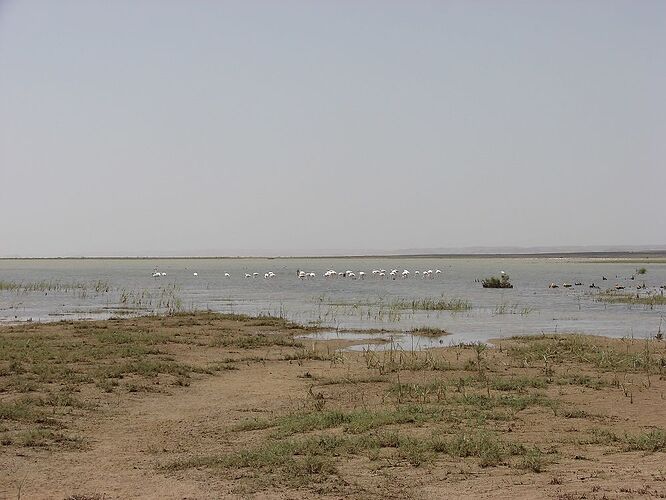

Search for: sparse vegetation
xmin=0 ymin=312 xmax=315 ymax=449
xmin=2 ymin=312 xmax=666 ymax=498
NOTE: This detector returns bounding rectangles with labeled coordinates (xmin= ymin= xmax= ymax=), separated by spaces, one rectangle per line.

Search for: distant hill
xmin=3 ymin=245 xmax=666 ymax=259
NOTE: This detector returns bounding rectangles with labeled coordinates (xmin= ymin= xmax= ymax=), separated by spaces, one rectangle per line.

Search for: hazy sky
xmin=1 ymin=1 xmax=664 ymax=256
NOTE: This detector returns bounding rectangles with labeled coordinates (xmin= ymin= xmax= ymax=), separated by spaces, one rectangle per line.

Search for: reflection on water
xmin=296 ymin=329 xmax=459 ymax=352
xmin=1 ymin=257 xmax=664 ymax=343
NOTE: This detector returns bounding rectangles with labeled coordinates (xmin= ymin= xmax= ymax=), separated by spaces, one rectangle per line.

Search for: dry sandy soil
xmin=1 ymin=313 xmax=665 ymax=499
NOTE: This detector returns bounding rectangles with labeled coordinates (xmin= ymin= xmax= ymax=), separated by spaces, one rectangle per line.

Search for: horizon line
xmin=2 ymin=249 xmax=666 ymax=260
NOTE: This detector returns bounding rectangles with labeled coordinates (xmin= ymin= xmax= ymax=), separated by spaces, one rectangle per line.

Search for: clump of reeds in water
xmin=409 ymin=327 xmax=450 ymax=337
xmin=118 ymin=284 xmax=183 ymax=314
xmin=494 ymin=304 xmax=534 ymax=316
xmin=0 ymin=279 xmax=110 ymax=297
xmin=482 ymin=274 xmax=513 ymax=289
xmin=392 ymin=298 xmax=472 ymax=312
xmin=594 ymin=290 xmax=666 ymax=308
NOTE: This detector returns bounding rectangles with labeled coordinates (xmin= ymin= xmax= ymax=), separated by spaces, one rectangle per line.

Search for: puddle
xmin=297 ymin=329 xmax=464 ymax=351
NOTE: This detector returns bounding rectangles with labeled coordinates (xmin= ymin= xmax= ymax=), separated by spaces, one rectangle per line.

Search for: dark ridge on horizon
xmin=2 ymin=250 xmax=666 ymax=260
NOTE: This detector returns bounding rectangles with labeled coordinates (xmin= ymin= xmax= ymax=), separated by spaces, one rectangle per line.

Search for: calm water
xmin=1 ymin=257 xmax=664 ymax=344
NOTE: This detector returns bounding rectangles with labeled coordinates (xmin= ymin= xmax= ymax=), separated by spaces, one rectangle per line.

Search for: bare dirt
xmin=1 ymin=313 xmax=665 ymax=499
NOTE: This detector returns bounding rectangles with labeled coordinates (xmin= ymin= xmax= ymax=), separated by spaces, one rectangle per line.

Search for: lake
xmin=1 ymin=257 xmax=664 ymax=344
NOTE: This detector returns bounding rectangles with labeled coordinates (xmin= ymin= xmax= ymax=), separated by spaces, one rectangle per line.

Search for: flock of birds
xmin=150 ymin=267 xmax=663 ymax=293
xmin=237 ymin=268 xmax=444 ymax=280
xmin=151 ymin=268 xmax=443 ymax=280
xmin=549 ymin=275 xmax=664 ymax=291
xmin=310 ymin=268 xmax=442 ymax=279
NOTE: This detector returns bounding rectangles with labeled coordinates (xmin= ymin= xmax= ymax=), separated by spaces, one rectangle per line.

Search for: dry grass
xmin=0 ymin=312 xmax=314 ymax=449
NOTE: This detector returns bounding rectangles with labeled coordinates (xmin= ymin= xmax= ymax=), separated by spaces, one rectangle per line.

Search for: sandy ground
xmin=1 ymin=314 xmax=665 ymax=499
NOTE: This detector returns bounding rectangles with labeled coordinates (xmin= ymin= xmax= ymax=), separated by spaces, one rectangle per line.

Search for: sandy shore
xmin=1 ymin=313 xmax=665 ymax=499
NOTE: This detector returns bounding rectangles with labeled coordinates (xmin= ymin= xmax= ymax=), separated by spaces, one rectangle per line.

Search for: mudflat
xmin=1 ymin=313 xmax=665 ymax=499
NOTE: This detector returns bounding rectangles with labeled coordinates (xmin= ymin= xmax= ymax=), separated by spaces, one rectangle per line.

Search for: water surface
xmin=1 ymin=257 xmax=664 ymax=343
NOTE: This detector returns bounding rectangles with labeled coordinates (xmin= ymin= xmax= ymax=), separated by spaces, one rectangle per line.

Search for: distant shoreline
xmin=2 ymin=251 xmax=666 ymax=260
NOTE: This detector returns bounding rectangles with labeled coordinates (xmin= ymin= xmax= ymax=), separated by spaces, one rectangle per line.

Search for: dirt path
xmin=2 ymin=363 xmax=306 ymax=499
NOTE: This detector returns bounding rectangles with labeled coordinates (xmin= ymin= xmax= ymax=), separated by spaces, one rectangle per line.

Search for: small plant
xmin=623 ymin=429 xmax=666 ymax=452
xmin=517 ymin=447 xmax=545 ymax=472
xmin=636 ymin=267 xmax=647 ymax=275
xmin=473 ymin=342 xmax=488 ymax=379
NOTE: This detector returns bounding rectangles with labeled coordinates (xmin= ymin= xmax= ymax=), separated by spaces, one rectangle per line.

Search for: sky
xmin=0 ymin=0 xmax=664 ymax=257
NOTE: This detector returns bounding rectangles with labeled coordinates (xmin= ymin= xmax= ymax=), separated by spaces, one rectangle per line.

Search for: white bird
xmin=402 ymin=270 xmax=410 ymax=278
xmin=161 ymin=272 xmax=167 ymax=276
xmin=298 ymin=271 xmax=306 ymax=279
xmin=269 ymin=272 xmax=276 ymax=278
xmin=245 ymin=273 xmax=251 ymax=278
xmin=435 ymin=269 xmax=442 ymax=274
xmin=224 ymin=273 xmax=231 ymax=278
xmin=308 ymin=272 xmax=315 ymax=278
xmin=193 ymin=272 xmax=198 ymax=276
xmin=264 ymin=273 xmax=270 ymax=279
xmin=358 ymin=271 xmax=366 ymax=279
xmin=253 ymin=272 xmax=259 ymax=278
xmin=152 ymin=272 xmax=161 ymax=278
xmin=415 ymin=270 xmax=420 ymax=275
xmin=348 ymin=272 xmax=356 ymax=279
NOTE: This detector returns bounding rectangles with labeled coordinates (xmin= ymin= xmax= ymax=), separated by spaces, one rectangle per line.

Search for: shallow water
xmin=296 ymin=329 xmax=458 ymax=352
xmin=1 ymin=257 xmax=664 ymax=343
